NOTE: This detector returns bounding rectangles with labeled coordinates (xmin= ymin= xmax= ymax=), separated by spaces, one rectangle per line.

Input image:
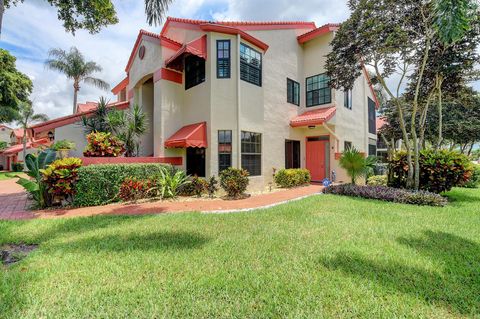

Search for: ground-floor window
xmin=186 ymin=147 xmax=206 ymax=177
xmin=218 ymin=130 xmax=232 ymax=172
xmin=285 ymin=140 xmax=300 ymax=169
xmin=344 ymin=141 xmax=352 ymax=151
xmin=241 ymin=131 xmax=261 ymax=176
xmin=368 ymin=138 xmax=377 ymax=156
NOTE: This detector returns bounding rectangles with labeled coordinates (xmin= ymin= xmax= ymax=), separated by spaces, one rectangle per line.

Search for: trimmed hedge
xmin=274 ymin=168 xmax=311 ymax=188
xmin=323 ymin=184 xmax=447 ymax=207
xmin=73 ymin=163 xmax=167 ymax=207
xmin=389 ymin=150 xmax=473 ymax=193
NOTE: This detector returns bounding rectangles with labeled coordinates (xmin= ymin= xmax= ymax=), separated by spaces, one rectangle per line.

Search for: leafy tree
xmin=45 ymin=47 xmax=109 ymax=114
xmin=15 ymin=102 xmax=48 ymax=163
xmin=0 ymin=48 xmax=32 ymax=123
xmin=1 ymin=0 xmax=173 ymax=36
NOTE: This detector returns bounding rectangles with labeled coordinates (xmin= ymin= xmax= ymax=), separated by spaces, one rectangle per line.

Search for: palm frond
xmin=45 ymin=59 xmax=71 ymax=76
xmin=31 ymin=113 xmax=49 ymax=123
xmin=145 ymin=0 xmax=173 ymax=26
xmin=83 ymin=77 xmax=110 ymax=90
xmin=84 ymin=61 xmax=103 ymax=74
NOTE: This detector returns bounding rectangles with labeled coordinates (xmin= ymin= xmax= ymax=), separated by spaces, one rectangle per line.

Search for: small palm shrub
xmin=339 ymin=147 xmax=376 ymax=184
xmin=367 ymin=175 xmax=388 ymax=186
xmin=323 ymin=184 xmax=447 ymax=207
xmin=42 ymin=157 xmax=83 ymax=203
xmin=274 ymin=168 xmax=311 ymax=188
xmin=220 ymin=167 xmax=249 ymax=199
xmin=389 ymin=150 xmax=473 ymax=193
xmin=151 ymin=167 xmax=189 ymax=199
xmin=16 ymin=150 xmax=56 ymax=208
xmin=51 ymin=140 xmax=76 ymax=150
xmin=83 ymin=132 xmax=125 ymax=157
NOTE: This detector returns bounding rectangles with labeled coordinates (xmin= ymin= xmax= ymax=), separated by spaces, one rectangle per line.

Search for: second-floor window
xmin=344 ymin=141 xmax=352 ymax=151
xmin=240 ymin=43 xmax=262 ymax=87
xmin=344 ymin=89 xmax=352 ymax=109
xmin=368 ymin=97 xmax=376 ymax=134
xmin=287 ymin=78 xmax=300 ymax=106
xmin=217 ymin=40 xmax=230 ymax=78
xmin=185 ymin=55 xmax=205 ymax=90
xmin=306 ymin=73 xmax=331 ymax=107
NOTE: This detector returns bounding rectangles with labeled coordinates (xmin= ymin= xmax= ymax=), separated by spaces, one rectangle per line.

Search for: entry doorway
xmin=306 ymin=136 xmax=330 ymax=182
xmin=186 ymin=147 xmax=206 ymax=177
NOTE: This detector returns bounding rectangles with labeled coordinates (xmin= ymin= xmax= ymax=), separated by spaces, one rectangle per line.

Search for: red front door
xmin=306 ymin=137 xmax=329 ymax=182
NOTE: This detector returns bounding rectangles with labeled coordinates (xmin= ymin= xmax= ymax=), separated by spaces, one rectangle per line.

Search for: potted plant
xmin=51 ymin=140 xmax=76 ymax=159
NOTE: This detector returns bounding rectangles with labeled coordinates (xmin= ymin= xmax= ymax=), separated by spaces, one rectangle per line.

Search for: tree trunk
xmin=411 ymin=32 xmax=431 ymax=190
xmin=435 ymin=75 xmax=444 ymax=150
xmin=419 ymin=90 xmax=435 ymax=150
xmin=0 ymin=0 xmax=4 ymax=38
xmin=73 ymin=80 xmax=80 ymax=114
xmin=468 ymin=142 xmax=474 ymax=156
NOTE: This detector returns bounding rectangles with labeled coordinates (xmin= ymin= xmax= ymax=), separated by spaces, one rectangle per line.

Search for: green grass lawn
xmin=1 ymin=188 xmax=479 ymax=318
xmin=0 ymin=172 xmax=15 ymax=180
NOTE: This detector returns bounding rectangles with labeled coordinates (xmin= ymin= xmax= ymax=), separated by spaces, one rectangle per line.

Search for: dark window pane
xmin=185 ymin=55 xmax=205 ymax=90
xmin=368 ymin=98 xmax=376 ymax=134
xmin=285 ymin=140 xmax=300 ymax=169
xmin=240 ymin=43 xmax=262 ymax=86
xmin=217 ymin=40 xmax=231 ymax=79
xmin=241 ymin=131 xmax=261 ymax=176
xmin=306 ymin=73 xmax=331 ymax=107
xmin=218 ymin=130 xmax=233 ymax=172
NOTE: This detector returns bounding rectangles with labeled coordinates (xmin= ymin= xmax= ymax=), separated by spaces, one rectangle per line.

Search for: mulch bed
xmin=1 ymin=243 xmax=38 ymax=266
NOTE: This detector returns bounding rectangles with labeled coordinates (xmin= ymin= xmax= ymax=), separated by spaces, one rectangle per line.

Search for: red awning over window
xmin=165 ymin=35 xmax=207 ymax=72
xmin=165 ymin=122 xmax=207 ymax=148
xmin=290 ymin=107 xmax=336 ymax=127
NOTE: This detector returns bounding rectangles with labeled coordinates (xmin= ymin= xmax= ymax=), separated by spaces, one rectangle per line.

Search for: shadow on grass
xmin=319 ymin=231 xmax=480 ymax=316
xmin=51 ymin=230 xmax=210 ymax=252
xmin=443 ymin=189 xmax=480 ymax=205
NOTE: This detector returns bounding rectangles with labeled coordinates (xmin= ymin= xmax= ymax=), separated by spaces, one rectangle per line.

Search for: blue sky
xmin=0 ymin=0 xmax=351 ymax=119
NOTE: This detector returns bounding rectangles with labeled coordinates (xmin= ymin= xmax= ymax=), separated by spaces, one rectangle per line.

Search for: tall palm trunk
xmin=73 ymin=79 xmax=80 ymax=114
xmin=0 ymin=0 xmax=5 ymax=38
xmin=22 ymin=127 xmax=27 ymax=168
xmin=435 ymin=74 xmax=444 ymax=150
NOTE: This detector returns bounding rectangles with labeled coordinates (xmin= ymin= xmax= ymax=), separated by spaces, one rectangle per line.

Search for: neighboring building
xmin=0 ymin=125 xmax=13 ymax=170
xmin=376 ymin=117 xmax=388 ymax=162
xmin=110 ymin=17 xmax=379 ymax=188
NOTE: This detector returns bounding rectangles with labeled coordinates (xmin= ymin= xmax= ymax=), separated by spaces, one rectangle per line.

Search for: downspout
xmin=236 ymin=34 xmax=242 ymax=168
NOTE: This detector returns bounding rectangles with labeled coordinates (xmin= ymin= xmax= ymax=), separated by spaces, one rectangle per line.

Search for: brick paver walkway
xmin=0 ymin=178 xmax=323 ymax=220
xmin=0 ymin=178 xmax=35 ymax=220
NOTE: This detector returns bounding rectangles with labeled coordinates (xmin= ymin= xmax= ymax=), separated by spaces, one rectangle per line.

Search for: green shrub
xmin=50 ymin=139 xmax=76 ymax=150
xmin=207 ymin=176 xmax=219 ymax=198
xmin=149 ymin=167 xmax=189 ymax=199
xmin=191 ymin=175 xmax=208 ymax=197
xmin=389 ymin=150 xmax=473 ymax=193
xmin=462 ymin=164 xmax=480 ymax=188
xmin=11 ymin=162 xmax=24 ymax=172
xmin=83 ymin=132 xmax=125 ymax=157
xmin=274 ymin=168 xmax=311 ymax=188
xmin=339 ymin=147 xmax=377 ymax=184
xmin=367 ymin=175 xmax=387 ymax=186
xmin=73 ymin=163 xmax=168 ymax=207
xmin=219 ymin=167 xmax=249 ymax=198
xmin=42 ymin=157 xmax=82 ymax=203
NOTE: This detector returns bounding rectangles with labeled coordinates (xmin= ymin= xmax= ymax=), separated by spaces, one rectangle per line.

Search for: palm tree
xmin=15 ymin=102 xmax=49 ymax=164
xmin=45 ymin=47 xmax=109 ymax=114
xmin=339 ymin=147 xmax=377 ymax=185
xmin=145 ymin=0 xmax=174 ymax=26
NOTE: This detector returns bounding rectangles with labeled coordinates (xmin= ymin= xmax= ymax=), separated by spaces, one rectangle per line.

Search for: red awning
xmin=165 ymin=35 xmax=207 ymax=71
xmin=165 ymin=122 xmax=207 ymax=148
xmin=290 ymin=107 xmax=336 ymax=127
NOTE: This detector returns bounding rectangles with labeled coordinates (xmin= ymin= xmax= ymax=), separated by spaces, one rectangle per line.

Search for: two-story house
xmin=109 ymin=17 xmax=378 ymax=189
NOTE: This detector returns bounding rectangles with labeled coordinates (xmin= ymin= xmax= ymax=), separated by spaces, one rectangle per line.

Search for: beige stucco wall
xmin=54 ymin=122 xmax=88 ymax=158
